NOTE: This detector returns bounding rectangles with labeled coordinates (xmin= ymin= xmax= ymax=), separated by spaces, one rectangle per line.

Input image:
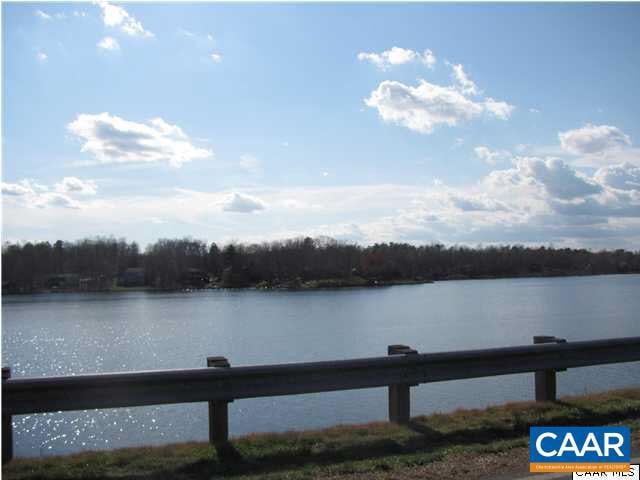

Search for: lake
xmin=2 ymin=274 xmax=639 ymax=457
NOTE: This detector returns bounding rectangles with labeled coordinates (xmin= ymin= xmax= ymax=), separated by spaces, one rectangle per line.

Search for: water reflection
xmin=3 ymin=275 xmax=640 ymax=457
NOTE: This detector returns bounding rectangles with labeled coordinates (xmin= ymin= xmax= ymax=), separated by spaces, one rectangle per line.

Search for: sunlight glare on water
xmin=3 ymin=275 xmax=640 ymax=457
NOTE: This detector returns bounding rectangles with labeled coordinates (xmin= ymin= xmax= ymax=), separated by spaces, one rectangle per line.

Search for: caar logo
xmin=530 ymin=426 xmax=630 ymax=473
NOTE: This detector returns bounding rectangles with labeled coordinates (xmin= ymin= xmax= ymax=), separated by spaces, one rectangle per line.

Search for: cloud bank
xmin=4 ymin=157 xmax=639 ymax=248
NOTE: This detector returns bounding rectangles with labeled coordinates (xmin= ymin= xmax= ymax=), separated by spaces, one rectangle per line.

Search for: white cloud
xmin=449 ymin=63 xmax=479 ymax=96
xmin=67 ymin=112 xmax=212 ymax=168
xmin=26 ymin=180 xmax=49 ymax=192
xmin=221 ymin=193 xmax=266 ymax=213
xmin=515 ymin=157 xmax=602 ymax=200
xmin=2 ymin=179 xmax=95 ymax=210
xmin=594 ymin=163 xmax=640 ymax=191
xmin=365 ymin=80 xmax=479 ymax=134
xmin=474 ymin=157 xmax=639 ymax=233
xmin=97 ymin=1 xmax=153 ymax=38
xmin=37 ymin=193 xmax=82 ymax=210
xmin=2 ymin=182 xmax=34 ymax=196
xmin=559 ymin=124 xmax=632 ymax=155
xmin=210 ymin=53 xmax=222 ymax=63
xmin=570 ymin=147 xmax=640 ymax=169
xmin=357 ymin=47 xmax=436 ymax=70
xmin=422 ymin=49 xmax=436 ymax=69
xmin=388 ymin=161 xmax=639 ymax=245
xmin=550 ymin=192 xmax=640 ymax=219
xmin=365 ymin=79 xmax=513 ymax=134
xmin=239 ymin=154 xmax=261 ymax=174
xmin=35 ymin=9 xmax=51 ymax=20
xmin=474 ymin=146 xmax=512 ymax=165
xmin=447 ymin=192 xmax=507 ymax=212
xmin=73 ymin=11 xmax=87 ymax=18
xmin=97 ymin=36 xmax=120 ymax=51
xmin=483 ymin=97 xmax=515 ymax=120
xmin=484 ymin=157 xmax=603 ymax=201
xmin=36 ymin=52 xmax=48 ymax=62
xmin=54 ymin=177 xmax=97 ymax=196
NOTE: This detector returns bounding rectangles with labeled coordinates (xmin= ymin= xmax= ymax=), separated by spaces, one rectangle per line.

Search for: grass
xmin=4 ymin=388 xmax=640 ymax=480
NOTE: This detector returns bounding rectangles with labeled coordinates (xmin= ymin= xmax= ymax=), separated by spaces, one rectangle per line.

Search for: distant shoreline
xmin=5 ymin=238 xmax=639 ymax=296
xmin=4 ymin=271 xmax=637 ymax=296
xmin=3 ymin=277 xmax=434 ymax=295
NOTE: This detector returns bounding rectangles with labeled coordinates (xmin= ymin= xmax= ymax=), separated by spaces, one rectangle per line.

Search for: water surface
xmin=2 ymin=275 xmax=639 ymax=457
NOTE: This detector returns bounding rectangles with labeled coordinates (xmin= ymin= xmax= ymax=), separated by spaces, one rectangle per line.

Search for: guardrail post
xmin=2 ymin=367 xmax=13 ymax=464
xmin=387 ymin=345 xmax=417 ymax=425
xmin=207 ymin=357 xmax=231 ymax=446
xmin=533 ymin=336 xmax=566 ymax=402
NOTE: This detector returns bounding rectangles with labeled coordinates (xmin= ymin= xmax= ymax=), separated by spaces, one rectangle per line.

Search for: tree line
xmin=2 ymin=236 xmax=640 ymax=293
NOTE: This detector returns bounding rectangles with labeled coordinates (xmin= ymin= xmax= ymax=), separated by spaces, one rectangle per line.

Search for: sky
xmin=2 ymin=2 xmax=640 ymax=249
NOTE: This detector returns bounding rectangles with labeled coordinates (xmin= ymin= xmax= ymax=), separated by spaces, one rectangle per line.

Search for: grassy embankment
xmin=4 ymin=388 xmax=640 ymax=480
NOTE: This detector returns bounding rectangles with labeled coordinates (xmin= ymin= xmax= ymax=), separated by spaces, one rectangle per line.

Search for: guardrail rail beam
xmin=2 ymin=335 xmax=639 ymax=461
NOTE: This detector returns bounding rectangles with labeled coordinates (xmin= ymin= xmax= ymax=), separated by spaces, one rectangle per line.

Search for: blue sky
xmin=2 ymin=2 xmax=640 ymax=248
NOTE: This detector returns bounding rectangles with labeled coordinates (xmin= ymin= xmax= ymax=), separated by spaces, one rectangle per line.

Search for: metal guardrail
xmin=2 ymin=335 xmax=640 ymax=463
